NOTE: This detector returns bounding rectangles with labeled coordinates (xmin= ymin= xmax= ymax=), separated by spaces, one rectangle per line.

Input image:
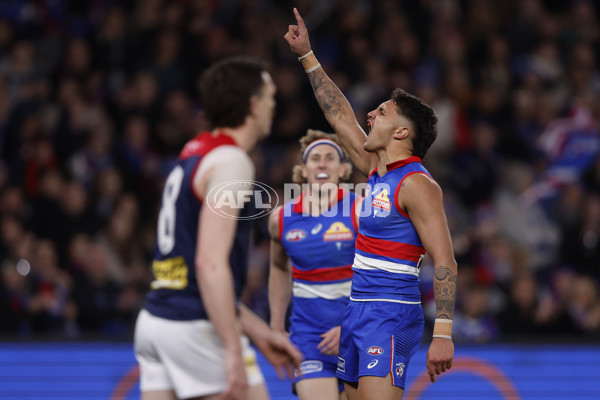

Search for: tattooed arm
xmin=398 ymin=173 xmax=457 ymax=383
xmin=284 ymin=8 xmax=376 ymax=175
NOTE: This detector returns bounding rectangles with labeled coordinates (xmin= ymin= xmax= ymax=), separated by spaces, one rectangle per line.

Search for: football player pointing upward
xmin=285 ymin=8 xmax=457 ymax=400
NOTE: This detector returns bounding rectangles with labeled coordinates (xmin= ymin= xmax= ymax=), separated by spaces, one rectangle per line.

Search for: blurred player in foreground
xmin=134 ymin=56 xmax=302 ymax=400
xmin=269 ymin=129 xmax=362 ymax=400
xmin=284 ymin=8 xmax=457 ymax=400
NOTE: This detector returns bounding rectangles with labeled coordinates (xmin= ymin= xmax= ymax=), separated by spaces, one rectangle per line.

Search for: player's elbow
xmin=195 ymin=251 xmax=223 ymax=275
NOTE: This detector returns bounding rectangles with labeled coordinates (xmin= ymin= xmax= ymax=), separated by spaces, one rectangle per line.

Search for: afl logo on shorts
xmin=286 ymin=229 xmax=307 ymax=242
xmin=366 ymin=346 xmax=383 ymax=356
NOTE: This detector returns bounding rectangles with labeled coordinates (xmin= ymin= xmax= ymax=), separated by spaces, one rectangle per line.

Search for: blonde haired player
xmin=269 ymin=129 xmax=362 ymax=400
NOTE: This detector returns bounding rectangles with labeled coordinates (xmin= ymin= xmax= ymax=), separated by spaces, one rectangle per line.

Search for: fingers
xmin=273 ymin=364 xmax=285 ymax=380
xmin=426 ymin=359 xmax=437 ymax=383
xmin=426 ymin=359 xmax=453 ymax=383
xmin=293 ymin=7 xmax=305 ymax=28
xmin=284 ymin=26 xmax=298 ymax=43
xmin=285 ymin=362 xmax=296 ymax=379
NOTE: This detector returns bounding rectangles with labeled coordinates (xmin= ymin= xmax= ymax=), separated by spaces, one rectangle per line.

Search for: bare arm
xmin=196 ymin=192 xmax=247 ymax=398
xmin=284 ymin=8 xmax=376 ymax=175
xmin=239 ymin=303 xmax=303 ymax=380
xmin=398 ymin=173 xmax=456 ymax=382
xmin=194 ymin=151 xmax=255 ymax=399
xmin=267 ymin=206 xmax=293 ymax=333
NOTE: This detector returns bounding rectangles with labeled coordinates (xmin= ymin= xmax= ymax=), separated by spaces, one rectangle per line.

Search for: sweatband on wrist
xmin=433 ymin=318 xmax=452 ymax=339
xmin=299 ymin=51 xmax=321 ymax=73
xmin=298 ymin=50 xmax=313 ymax=60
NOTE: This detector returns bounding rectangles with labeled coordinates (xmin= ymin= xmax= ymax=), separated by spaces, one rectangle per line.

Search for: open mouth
xmin=367 ymin=120 xmax=372 ymax=133
xmin=316 ymin=173 xmax=329 ymax=179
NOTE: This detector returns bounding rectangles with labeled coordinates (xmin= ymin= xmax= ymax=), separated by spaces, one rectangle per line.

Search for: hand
xmin=256 ymin=329 xmax=303 ymax=380
xmin=221 ymin=347 xmax=248 ymax=400
xmin=317 ymin=325 xmax=341 ymax=356
xmin=426 ymin=337 xmax=454 ymax=383
xmin=284 ymin=8 xmax=312 ymax=57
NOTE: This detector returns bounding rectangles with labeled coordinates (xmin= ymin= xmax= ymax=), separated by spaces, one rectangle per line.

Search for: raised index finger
xmin=293 ymin=8 xmax=305 ymax=28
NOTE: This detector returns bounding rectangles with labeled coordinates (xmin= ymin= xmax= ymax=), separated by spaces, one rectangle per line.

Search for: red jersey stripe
xmin=292 ymin=264 xmax=353 ymax=282
xmin=355 ymin=233 xmax=424 ymax=262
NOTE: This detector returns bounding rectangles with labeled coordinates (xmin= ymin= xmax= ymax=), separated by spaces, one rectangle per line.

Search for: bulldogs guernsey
xmin=352 ymin=156 xmax=430 ymax=304
xmin=280 ymin=189 xmax=358 ymax=335
xmin=144 ymin=132 xmax=253 ymax=320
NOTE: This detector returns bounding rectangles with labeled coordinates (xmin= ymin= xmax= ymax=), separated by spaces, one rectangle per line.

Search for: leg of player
xmin=296 ymin=377 xmax=341 ymax=400
xmin=343 ymin=383 xmax=357 ymax=400
xmin=357 ymin=376 xmax=404 ymax=400
xmin=198 ymin=383 xmax=269 ymax=400
xmin=245 ymin=383 xmax=270 ymax=400
xmin=141 ymin=391 xmax=177 ymax=400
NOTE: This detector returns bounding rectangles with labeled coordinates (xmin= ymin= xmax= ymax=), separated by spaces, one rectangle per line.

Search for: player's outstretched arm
xmin=267 ymin=206 xmax=292 ymax=333
xmin=284 ymin=8 xmax=376 ymax=175
xmin=398 ymin=173 xmax=457 ymax=383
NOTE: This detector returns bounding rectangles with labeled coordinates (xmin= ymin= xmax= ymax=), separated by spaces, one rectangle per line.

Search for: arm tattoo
xmin=308 ymin=68 xmax=345 ymax=121
xmin=433 ymin=266 xmax=457 ymax=320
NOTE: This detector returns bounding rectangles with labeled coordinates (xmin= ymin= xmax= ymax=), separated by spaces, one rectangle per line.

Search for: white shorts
xmin=134 ymin=309 xmax=265 ymax=398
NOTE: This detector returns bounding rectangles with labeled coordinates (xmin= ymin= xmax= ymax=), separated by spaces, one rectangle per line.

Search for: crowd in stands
xmin=0 ymin=0 xmax=599 ymax=341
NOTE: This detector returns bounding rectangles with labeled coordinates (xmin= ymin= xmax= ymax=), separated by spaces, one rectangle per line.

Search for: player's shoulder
xmin=268 ymin=205 xmax=284 ymax=239
xmin=206 ymin=145 xmax=252 ymax=164
xmin=400 ymin=172 xmax=442 ymax=203
xmin=203 ymin=145 xmax=254 ymax=180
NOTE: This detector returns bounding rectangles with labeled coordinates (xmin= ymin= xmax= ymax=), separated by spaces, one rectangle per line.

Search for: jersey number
xmin=157 ymin=166 xmax=184 ymax=254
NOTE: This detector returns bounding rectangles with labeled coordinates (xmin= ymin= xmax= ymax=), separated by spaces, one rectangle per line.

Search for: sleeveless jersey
xmin=144 ymin=132 xmax=253 ymax=320
xmin=280 ymin=189 xmax=358 ymax=335
xmin=351 ymin=156 xmax=430 ymax=304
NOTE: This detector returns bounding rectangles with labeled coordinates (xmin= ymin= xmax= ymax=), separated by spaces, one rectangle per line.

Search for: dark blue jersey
xmin=144 ymin=132 xmax=253 ymax=320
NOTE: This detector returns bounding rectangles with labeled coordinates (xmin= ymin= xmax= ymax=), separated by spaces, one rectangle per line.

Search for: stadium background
xmin=0 ymin=0 xmax=599 ymax=398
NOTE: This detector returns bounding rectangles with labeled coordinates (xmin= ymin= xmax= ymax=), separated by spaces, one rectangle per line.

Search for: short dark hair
xmin=199 ymin=56 xmax=269 ymax=128
xmin=391 ymin=89 xmax=438 ymax=159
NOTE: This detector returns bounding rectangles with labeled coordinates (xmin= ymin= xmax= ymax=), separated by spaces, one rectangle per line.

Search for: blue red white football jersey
xmin=144 ymin=132 xmax=253 ymax=320
xmin=351 ymin=156 xmax=430 ymax=304
xmin=280 ymin=189 xmax=358 ymax=335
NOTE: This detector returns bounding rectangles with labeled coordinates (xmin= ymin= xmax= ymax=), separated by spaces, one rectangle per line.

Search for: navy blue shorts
xmin=291 ymin=332 xmax=344 ymax=392
xmin=336 ymin=301 xmax=424 ymax=388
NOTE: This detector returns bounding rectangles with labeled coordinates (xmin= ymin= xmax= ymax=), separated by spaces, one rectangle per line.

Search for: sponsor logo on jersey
xmin=286 ymin=229 xmax=307 ymax=242
xmin=366 ymin=346 xmax=384 ymax=356
xmin=371 ymin=189 xmax=391 ymax=211
xmin=323 ymin=222 xmax=354 ymax=241
xmin=337 ymin=357 xmax=346 ymax=373
xmin=311 ymin=223 xmax=323 ymax=235
xmin=151 ymin=256 xmax=188 ymax=290
xmin=367 ymin=360 xmax=378 ymax=369
xmin=395 ymin=362 xmax=405 ymax=377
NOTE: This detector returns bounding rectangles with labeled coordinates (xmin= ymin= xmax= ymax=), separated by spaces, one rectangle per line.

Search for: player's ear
xmin=393 ymin=126 xmax=410 ymax=140
xmin=338 ymin=162 xmax=347 ymax=179
xmin=249 ymin=95 xmax=259 ymax=116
